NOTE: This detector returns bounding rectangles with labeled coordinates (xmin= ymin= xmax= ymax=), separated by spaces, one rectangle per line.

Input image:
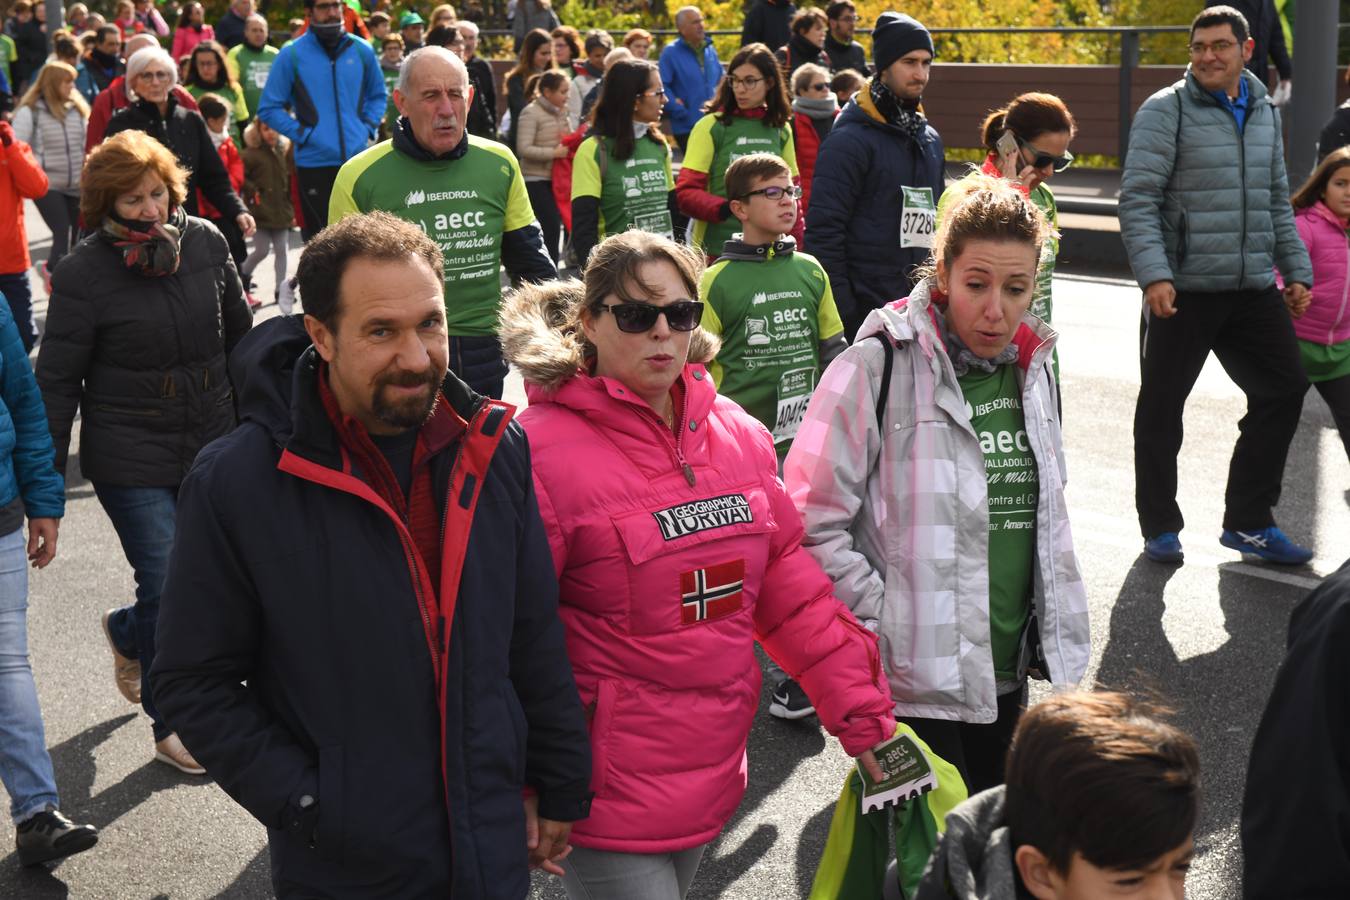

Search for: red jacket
xmin=792 ymin=108 xmax=837 ymax=223
xmin=85 ymin=78 xmax=200 ymax=155
xmin=197 ymin=136 xmax=244 ymax=220
xmin=0 ymin=138 xmax=49 ymax=273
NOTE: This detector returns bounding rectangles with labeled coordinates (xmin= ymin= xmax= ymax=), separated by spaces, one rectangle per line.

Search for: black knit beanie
xmin=871 ymin=12 xmax=934 ymax=74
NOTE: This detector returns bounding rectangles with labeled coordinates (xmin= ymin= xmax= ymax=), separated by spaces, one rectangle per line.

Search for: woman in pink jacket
xmin=1286 ymin=146 xmax=1350 ymax=460
xmin=170 ymin=3 xmax=215 ymax=61
xmin=500 ymin=230 xmax=896 ymax=900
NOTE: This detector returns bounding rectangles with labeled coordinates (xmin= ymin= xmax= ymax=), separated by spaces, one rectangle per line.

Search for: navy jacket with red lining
xmin=151 ymin=315 xmax=591 ymax=898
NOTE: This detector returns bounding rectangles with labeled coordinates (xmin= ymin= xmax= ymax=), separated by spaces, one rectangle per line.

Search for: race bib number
xmin=252 ymin=65 xmax=271 ymax=89
xmin=771 ymin=367 xmax=816 ymax=444
xmin=631 ymin=210 xmax=674 ymax=241
xmin=900 ymin=186 xmax=935 ymax=250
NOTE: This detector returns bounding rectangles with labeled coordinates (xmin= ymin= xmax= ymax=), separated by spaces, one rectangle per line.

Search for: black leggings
xmin=525 ymin=179 xmax=562 ymax=264
xmin=1312 ymin=374 xmax=1350 ymax=461
xmin=898 ymin=687 xmax=1025 ymax=795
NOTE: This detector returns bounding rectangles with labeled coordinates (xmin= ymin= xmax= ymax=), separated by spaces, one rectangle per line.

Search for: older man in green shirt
xmin=226 ymin=14 xmax=278 ymax=121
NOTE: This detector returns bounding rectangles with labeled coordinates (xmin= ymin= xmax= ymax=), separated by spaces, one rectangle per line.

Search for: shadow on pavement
xmin=214 ymin=846 xmax=272 ymax=898
xmin=1095 ymin=557 xmax=1305 ymax=894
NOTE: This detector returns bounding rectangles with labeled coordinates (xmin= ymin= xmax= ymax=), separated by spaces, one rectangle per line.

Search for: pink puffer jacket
xmin=502 ymin=282 xmax=895 ymax=854
xmin=1293 ymin=202 xmax=1350 ymax=346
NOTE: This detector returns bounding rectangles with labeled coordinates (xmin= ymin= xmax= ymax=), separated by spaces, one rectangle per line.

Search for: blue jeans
xmin=95 ymin=484 xmax=178 ymax=742
xmin=0 ymin=526 xmax=60 ymax=823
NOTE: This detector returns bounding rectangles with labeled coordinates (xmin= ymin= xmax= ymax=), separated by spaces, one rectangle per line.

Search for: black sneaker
xmin=16 ymin=809 xmax=98 ymax=867
xmin=769 ymin=678 xmax=816 ymax=720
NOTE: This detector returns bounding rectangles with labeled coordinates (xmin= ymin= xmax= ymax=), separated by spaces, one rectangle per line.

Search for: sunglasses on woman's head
xmin=598 ymin=300 xmax=704 ymax=334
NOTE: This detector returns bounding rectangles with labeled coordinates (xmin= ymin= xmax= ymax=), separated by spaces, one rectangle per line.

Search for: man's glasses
xmin=598 ymin=300 xmax=704 ymax=333
xmin=729 ymin=76 xmax=764 ymax=89
xmin=1018 ymin=137 xmax=1074 ymax=173
xmin=1189 ymin=39 xmax=1237 ymax=56
xmin=742 ymin=185 xmax=803 ymax=201
xmin=834 ymin=14 xmax=857 ymax=23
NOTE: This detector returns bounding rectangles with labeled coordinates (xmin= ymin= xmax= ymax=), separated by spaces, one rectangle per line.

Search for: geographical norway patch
xmin=679 ymin=560 xmax=745 ymax=625
xmin=652 ymin=493 xmax=753 ymax=541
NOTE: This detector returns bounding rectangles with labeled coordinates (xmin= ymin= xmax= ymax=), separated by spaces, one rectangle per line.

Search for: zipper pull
xmin=683 ymin=463 xmax=696 ymax=486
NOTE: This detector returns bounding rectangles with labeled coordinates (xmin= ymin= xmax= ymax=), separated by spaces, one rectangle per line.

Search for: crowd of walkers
xmin=0 ymin=1 xmax=1342 ymax=897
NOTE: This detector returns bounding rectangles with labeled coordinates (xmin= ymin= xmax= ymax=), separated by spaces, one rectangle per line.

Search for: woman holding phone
xmin=938 ymin=93 xmax=1076 ymax=373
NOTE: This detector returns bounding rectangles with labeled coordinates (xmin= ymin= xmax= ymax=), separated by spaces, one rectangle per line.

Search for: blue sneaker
xmin=1144 ymin=532 xmax=1184 ymax=563
xmin=1220 ymin=527 xmax=1313 ymax=565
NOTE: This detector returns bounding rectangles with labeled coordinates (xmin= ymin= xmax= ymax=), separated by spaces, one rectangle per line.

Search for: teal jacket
xmin=0 ymin=298 xmax=62 ymax=519
xmin=1119 ymin=68 xmax=1312 ymax=293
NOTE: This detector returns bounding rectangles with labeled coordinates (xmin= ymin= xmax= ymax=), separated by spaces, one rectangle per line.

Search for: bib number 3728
xmin=900 ymin=186 xmax=936 ymax=250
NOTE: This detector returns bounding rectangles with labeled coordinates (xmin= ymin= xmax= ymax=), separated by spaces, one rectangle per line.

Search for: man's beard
xmin=371 ymin=365 xmax=444 ymax=430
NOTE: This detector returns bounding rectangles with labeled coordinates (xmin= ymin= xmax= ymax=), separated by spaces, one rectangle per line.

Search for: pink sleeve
xmin=753 ymin=458 xmax=895 ymax=756
xmin=530 ymin=471 xmax=569 ymax=579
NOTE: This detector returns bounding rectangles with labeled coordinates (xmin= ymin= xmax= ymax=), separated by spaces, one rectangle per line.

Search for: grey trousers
xmin=560 ymin=843 xmax=707 ymax=900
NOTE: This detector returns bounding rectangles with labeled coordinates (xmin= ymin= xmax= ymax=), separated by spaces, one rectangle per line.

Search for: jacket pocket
xmin=582 ymin=679 xmax=618 ymax=797
xmin=315 ymin=745 xmax=345 ymax=864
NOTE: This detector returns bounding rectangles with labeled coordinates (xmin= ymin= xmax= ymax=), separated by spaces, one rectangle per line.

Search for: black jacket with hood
xmin=150 ymin=316 xmax=592 ymax=898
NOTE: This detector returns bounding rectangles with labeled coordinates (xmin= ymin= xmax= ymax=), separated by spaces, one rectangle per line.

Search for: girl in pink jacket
xmin=1287 ymin=146 xmax=1350 ymax=459
xmin=500 ymin=230 xmax=896 ymax=899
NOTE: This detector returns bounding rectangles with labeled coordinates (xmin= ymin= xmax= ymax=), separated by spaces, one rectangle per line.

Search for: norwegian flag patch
xmin=679 ymin=560 xmax=745 ymax=625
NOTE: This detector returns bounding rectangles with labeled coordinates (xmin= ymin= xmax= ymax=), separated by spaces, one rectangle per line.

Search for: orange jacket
xmin=0 ymin=138 xmax=49 ymax=273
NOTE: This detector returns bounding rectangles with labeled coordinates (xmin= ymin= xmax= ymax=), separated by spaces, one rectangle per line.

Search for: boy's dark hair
xmin=368 ymin=11 xmax=390 ymax=28
xmin=831 ymin=68 xmax=865 ymax=93
xmin=1006 ymin=691 xmax=1201 ymax=874
xmin=791 ymin=7 xmax=828 ymax=37
xmin=725 ymin=152 xmax=791 ymax=202
xmin=583 ymin=28 xmax=613 ymax=54
xmin=1191 ymin=5 xmax=1250 ymax=43
xmin=195 ymin=92 xmax=229 ymax=122
xmin=298 ymin=212 xmax=445 ymax=331
xmin=826 ymin=1 xmax=855 ymax=22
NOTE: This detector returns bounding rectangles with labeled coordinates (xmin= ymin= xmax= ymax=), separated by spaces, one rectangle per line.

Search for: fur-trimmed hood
xmin=499 ymin=278 xmax=720 ymax=393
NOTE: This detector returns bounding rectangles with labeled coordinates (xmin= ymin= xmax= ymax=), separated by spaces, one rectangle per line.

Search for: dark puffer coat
xmin=805 ymin=87 xmax=945 ymax=339
xmin=106 ymin=95 xmax=248 ymax=220
xmin=36 ymin=215 xmax=252 ymax=486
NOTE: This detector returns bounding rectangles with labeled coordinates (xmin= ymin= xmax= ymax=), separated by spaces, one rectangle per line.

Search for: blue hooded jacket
xmin=0 ymin=298 xmax=62 ymax=521
xmin=258 ymin=30 xmax=387 ymax=169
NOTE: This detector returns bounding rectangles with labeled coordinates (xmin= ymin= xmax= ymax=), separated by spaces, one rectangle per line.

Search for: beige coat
xmin=516 ymin=95 xmax=567 ymax=179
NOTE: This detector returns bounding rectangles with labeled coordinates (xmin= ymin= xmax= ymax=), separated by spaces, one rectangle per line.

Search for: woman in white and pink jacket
xmin=1284 ymin=146 xmax=1350 ymax=460
xmin=786 ymin=176 xmax=1090 ymax=796
xmin=500 ymin=230 xmax=895 ymax=900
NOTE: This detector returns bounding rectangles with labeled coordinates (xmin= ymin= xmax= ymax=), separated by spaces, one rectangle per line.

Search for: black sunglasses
xmin=598 ymin=300 xmax=704 ymax=333
xmin=1017 ymin=136 xmax=1074 ymax=173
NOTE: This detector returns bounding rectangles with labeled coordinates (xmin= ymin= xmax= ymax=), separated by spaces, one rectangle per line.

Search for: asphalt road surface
xmin=2 ymin=213 xmax=1345 ymax=898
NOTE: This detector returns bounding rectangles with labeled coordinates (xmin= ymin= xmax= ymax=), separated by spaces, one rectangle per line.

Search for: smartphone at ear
xmin=995 ymin=130 xmax=1020 ymax=173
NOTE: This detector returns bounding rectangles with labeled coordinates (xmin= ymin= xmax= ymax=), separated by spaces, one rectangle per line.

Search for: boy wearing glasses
xmin=700 ymin=153 xmax=846 ymax=721
xmin=1119 ymin=4 xmax=1314 ymax=567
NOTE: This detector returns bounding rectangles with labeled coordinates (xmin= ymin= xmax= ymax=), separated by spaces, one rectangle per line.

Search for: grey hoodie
xmin=914 ymin=787 xmax=1032 ymax=900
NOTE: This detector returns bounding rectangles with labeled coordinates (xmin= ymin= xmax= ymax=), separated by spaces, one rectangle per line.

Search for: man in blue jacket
xmin=1119 ymin=5 xmax=1312 ymax=566
xmin=258 ymin=0 xmax=386 ymax=241
xmin=151 ymin=212 xmax=592 ymax=898
xmin=804 ymin=12 xmax=944 ymax=339
xmin=659 ymin=6 xmax=723 ymax=151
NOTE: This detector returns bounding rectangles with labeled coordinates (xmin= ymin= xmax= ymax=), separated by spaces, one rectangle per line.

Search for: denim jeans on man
xmin=0 ymin=527 xmax=61 ymax=823
xmin=96 ymin=484 xmax=177 ymax=742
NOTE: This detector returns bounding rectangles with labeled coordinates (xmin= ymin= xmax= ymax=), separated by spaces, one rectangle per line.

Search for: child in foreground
xmin=914 ymin=691 xmax=1199 ymax=900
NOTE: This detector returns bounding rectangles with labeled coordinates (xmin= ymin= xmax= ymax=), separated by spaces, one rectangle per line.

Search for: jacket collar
xmin=1309 ymin=200 xmax=1349 ymax=230
xmin=393 ymin=116 xmax=470 ymax=162
xmin=717 ymin=233 xmax=796 ymax=261
xmin=1182 ymin=66 xmax=1269 ymax=107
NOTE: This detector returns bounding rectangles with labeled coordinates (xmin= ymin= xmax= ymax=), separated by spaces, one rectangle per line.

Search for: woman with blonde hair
xmin=36 ymin=130 xmax=251 ymax=776
xmin=13 ymin=62 xmax=89 ymax=281
xmin=429 ymin=3 xmax=457 ymax=29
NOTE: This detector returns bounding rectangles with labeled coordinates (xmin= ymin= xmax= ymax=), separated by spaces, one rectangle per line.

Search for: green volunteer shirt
xmin=381 ymin=64 xmax=400 ymax=130
xmin=329 ymin=134 xmax=536 ymax=336
xmin=571 ymin=133 xmax=674 ymax=240
xmin=226 ymin=42 xmax=279 ymax=118
xmin=958 ymin=363 xmax=1037 ymax=682
xmin=700 ymin=248 xmax=843 ymax=452
xmin=684 ymin=112 xmax=798 ymax=254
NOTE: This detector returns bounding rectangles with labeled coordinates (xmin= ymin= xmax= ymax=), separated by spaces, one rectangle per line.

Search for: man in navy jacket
xmin=805 ymin=12 xmax=944 ymax=339
xmin=151 ymin=212 xmax=592 ymax=899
